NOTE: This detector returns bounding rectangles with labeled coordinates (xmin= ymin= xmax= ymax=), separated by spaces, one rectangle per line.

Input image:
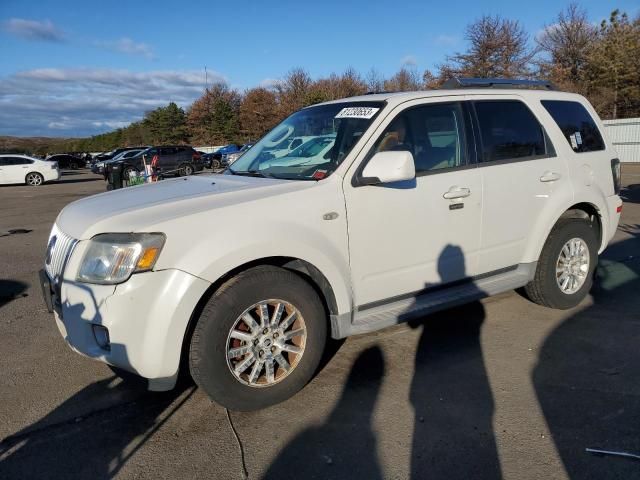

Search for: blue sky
xmin=0 ymin=0 xmax=637 ymax=137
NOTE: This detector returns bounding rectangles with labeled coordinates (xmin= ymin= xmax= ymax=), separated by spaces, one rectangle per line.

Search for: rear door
xmin=472 ymin=97 xmax=570 ymax=272
xmin=159 ymin=147 xmax=177 ymax=170
xmin=12 ymin=157 xmax=35 ymax=183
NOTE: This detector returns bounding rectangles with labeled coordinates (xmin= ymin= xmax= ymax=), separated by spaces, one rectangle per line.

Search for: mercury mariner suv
xmin=40 ymin=78 xmax=622 ymax=410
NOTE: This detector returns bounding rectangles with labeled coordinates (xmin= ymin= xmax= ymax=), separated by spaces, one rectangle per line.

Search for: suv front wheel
xmin=525 ymin=218 xmax=598 ymax=309
xmin=189 ymin=266 xmax=327 ymax=410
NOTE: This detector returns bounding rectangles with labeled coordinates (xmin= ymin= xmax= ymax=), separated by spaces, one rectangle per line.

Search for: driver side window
xmin=372 ymin=102 xmax=468 ymax=174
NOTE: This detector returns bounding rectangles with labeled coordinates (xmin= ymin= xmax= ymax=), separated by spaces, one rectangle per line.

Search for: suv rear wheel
xmin=189 ymin=266 xmax=327 ymax=410
xmin=179 ymin=164 xmax=194 ymax=176
xmin=524 ymin=218 xmax=598 ymax=309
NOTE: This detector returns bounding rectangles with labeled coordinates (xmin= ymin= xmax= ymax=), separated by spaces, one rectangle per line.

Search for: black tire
xmin=524 ymin=218 xmax=598 ymax=309
xmin=212 ymin=159 xmax=221 ymax=170
xmin=178 ymin=163 xmax=194 ymax=176
xmin=189 ymin=266 xmax=327 ymax=410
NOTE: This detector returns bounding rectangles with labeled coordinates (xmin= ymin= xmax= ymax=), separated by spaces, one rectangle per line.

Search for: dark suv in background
xmin=121 ymin=146 xmax=203 ymax=176
xmin=45 ymin=154 xmax=87 ymax=169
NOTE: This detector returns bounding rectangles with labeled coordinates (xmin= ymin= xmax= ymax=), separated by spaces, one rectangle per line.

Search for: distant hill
xmin=0 ymin=136 xmax=83 ymax=156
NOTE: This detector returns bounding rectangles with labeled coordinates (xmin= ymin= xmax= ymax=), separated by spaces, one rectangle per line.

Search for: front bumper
xmin=42 ymin=268 xmax=210 ymax=388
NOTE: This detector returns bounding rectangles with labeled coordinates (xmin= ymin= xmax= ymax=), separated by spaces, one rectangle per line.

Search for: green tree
xmin=585 ymin=10 xmax=640 ymax=118
xmin=187 ymin=83 xmax=241 ymax=145
xmin=143 ymin=102 xmax=188 ymax=144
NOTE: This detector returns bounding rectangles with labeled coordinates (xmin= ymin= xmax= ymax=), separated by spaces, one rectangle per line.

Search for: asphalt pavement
xmin=1 ymin=166 xmax=639 ymax=480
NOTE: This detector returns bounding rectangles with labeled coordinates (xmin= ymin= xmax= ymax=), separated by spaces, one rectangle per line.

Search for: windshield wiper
xmin=228 ymin=168 xmax=274 ymax=178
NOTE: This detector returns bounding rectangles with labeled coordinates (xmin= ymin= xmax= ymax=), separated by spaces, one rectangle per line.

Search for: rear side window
xmin=541 ymin=100 xmax=605 ymax=152
xmin=474 ymin=101 xmax=547 ymax=162
xmin=12 ymin=157 xmax=33 ymax=165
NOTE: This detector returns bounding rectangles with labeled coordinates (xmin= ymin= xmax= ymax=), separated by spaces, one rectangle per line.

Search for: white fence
xmin=603 ymin=118 xmax=640 ymax=163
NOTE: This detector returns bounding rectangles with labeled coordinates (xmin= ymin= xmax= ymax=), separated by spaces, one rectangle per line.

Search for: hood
xmin=57 ymin=173 xmax=314 ymax=239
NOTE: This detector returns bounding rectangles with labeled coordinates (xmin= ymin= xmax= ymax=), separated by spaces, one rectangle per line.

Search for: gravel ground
xmin=1 ymin=166 xmax=639 ymax=480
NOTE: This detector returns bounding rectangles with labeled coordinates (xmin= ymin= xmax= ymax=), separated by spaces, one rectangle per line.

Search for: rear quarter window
xmin=541 ymin=100 xmax=605 ymax=153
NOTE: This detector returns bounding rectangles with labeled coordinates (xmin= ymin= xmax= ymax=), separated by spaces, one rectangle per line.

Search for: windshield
xmin=228 ymin=101 xmax=384 ymax=180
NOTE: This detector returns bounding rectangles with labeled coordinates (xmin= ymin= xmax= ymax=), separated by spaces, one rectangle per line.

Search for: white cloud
xmin=2 ymin=18 xmax=66 ymax=42
xmin=434 ymin=34 xmax=459 ymax=47
xmin=535 ymin=24 xmax=559 ymax=43
xmin=259 ymin=78 xmax=280 ymax=89
xmin=0 ymin=68 xmax=227 ymax=136
xmin=95 ymin=37 xmax=155 ymax=59
xmin=401 ymin=55 xmax=418 ymax=67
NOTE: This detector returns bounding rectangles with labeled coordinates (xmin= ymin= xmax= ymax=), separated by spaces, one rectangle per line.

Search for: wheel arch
xmin=179 ymin=256 xmax=341 ymax=375
xmin=526 ymin=201 xmax=604 ymax=263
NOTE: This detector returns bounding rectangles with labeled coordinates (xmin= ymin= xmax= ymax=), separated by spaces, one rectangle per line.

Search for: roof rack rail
xmin=442 ymin=77 xmax=557 ymax=90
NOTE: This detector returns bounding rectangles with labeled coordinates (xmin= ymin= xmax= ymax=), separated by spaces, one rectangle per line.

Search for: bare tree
xmin=536 ymin=3 xmax=596 ymax=88
xmin=384 ymin=67 xmax=423 ymax=91
xmin=440 ymin=15 xmax=536 ymax=79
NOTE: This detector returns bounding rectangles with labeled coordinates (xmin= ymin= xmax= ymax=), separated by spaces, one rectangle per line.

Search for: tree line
xmin=31 ymin=5 xmax=640 ymax=154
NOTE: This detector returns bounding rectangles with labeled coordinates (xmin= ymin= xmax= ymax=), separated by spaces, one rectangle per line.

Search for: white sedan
xmin=0 ymin=154 xmax=61 ymax=186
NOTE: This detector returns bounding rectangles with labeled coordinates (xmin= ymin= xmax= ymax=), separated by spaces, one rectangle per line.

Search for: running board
xmin=332 ymin=263 xmax=536 ymax=338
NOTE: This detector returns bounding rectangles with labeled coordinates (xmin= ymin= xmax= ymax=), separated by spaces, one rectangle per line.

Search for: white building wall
xmin=603 ymin=118 xmax=640 ymax=163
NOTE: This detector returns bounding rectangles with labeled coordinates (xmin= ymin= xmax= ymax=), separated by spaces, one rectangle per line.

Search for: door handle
xmin=443 ymin=187 xmax=471 ymax=199
xmin=540 ymin=171 xmax=561 ymax=182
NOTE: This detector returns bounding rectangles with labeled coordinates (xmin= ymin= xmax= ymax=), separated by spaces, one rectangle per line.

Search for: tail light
xmin=51 ymin=162 xmax=58 ymax=169
xmin=611 ymin=158 xmax=621 ymax=194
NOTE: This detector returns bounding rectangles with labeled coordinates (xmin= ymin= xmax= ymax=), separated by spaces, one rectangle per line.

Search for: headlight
xmin=77 ymin=233 xmax=166 ymax=284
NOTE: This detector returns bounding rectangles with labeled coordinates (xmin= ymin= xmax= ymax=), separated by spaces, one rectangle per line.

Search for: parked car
xmin=223 ymin=143 xmax=254 ymax=166
xmin=45 ymin=154 xmax=86 ymax=170
xmin=93 ymin=147 xmax=148 ymax=163
xmin=0 ymin=154 xmax=60 ymax=186
xmin=203 ymin=144 xmax=240 ymax=169
xmin=117 ymin=145 xmax=203 ymax=176
xmin=91 ymin=148 xmax=146 ymax=174
xmin=40 ymin=78 xmax=622 ymax=411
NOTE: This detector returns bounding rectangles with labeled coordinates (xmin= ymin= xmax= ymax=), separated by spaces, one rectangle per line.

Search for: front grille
xmin=45 ymin=224 xmax=78 ymax=282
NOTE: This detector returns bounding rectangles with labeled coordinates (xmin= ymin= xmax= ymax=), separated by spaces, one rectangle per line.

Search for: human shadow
xmin=0 ymin=279 xmax=29 ymax=309
xmin=533 ymin=231 xmax=640 ymax=478
xmin=264 ymin=346 xmax=386 ymax=480
xmin=0 ymin=371 xmax=194 ymax=480
xmin=0 ymin=289 xmax=194 ymax=479
xmin=409 ymin=245 xmax=500 ymax=479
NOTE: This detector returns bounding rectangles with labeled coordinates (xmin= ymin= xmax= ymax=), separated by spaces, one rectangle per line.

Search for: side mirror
xmin=360 ymin=151 xmax=416 ymax=185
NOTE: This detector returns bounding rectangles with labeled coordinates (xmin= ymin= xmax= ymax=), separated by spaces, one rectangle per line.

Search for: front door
xmin=344 ymin=99 xmax=483 ymax=308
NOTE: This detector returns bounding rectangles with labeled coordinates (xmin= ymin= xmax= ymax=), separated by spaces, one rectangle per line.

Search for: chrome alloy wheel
xmin=226 ymin=299 xmax=307 ymax=387
xmin=556 ymin=237 xmax=590 ymax=295
xmin=26 ymin=173 xmax=43 ymax=186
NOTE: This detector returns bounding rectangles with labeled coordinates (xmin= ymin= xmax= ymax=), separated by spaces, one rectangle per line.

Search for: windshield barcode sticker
xmin=335 ymin=107 xmax=379 ymax=119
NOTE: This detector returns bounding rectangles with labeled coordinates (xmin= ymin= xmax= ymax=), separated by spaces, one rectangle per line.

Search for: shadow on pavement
xmin=0 ymin=279 xmax=29 ymax=309
xmin=264 ymin=346 xmax=386 ymax=479
xmin=265 ymin=244 xmax=500 ymax=479
xmin=533 ymin=232 xmax=640 ymax=478
xmin=408 ymin=245 xmax=500 ymax=479
xmin=54 ymin=177 xmax=102 ymax=185
xmin=0 ymin=369 xmax=195 ymax=480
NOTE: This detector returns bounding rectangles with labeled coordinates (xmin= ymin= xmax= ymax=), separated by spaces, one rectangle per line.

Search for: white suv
xmin=40 ymin=79 xmax=622 ymax=410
